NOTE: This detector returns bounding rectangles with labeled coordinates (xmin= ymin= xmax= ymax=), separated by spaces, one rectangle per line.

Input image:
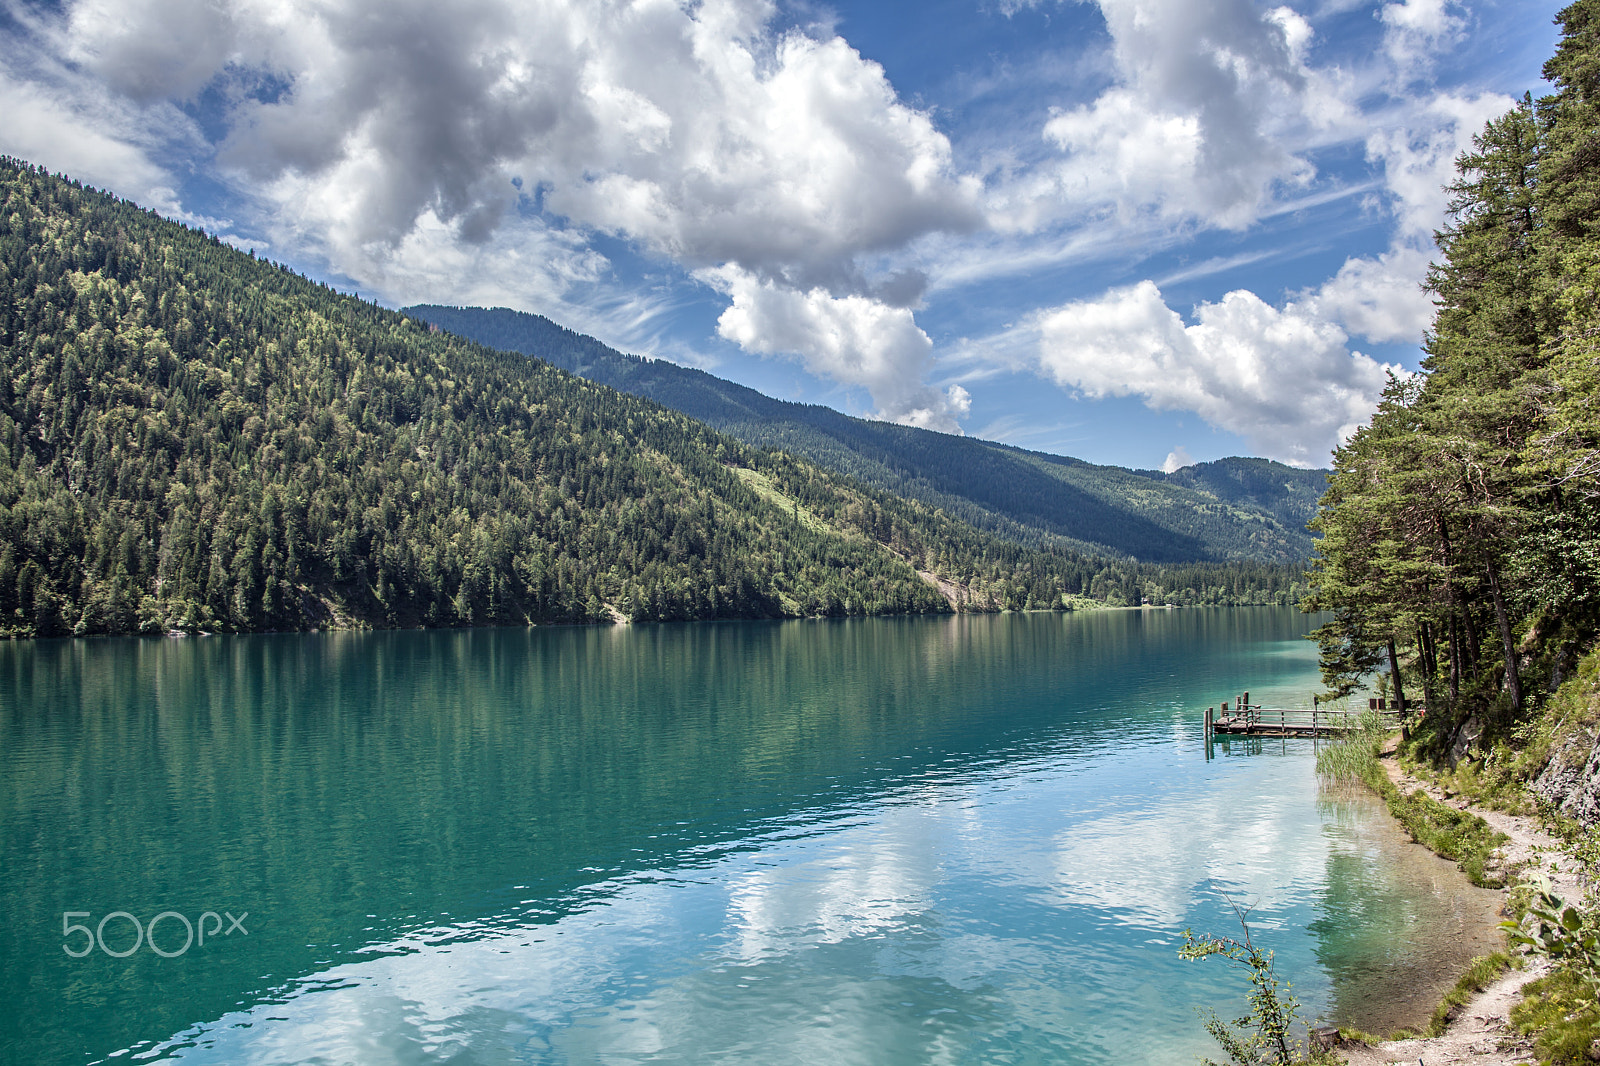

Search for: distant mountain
xmin=0 ymin=160 xmax=1312 ymax=638
xmin=406 ymin=305 xmax=1327 ymax=563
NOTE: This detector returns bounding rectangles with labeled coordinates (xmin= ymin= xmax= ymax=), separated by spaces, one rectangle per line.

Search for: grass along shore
xmin=1313 ymin=719 xmax=1598 ymax=1064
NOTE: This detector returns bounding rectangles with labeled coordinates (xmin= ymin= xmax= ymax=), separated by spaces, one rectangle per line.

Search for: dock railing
xmin=1204 ymin=692 xmax=1413 ymax=738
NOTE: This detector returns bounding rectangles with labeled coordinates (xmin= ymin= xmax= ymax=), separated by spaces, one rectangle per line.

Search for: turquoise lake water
xmin=0 ymin=609 xmax=1501 ymax=1065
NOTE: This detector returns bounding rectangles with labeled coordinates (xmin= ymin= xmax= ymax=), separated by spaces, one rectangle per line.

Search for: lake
xmin=0 ymin=609 xmax=1501 ymax=1064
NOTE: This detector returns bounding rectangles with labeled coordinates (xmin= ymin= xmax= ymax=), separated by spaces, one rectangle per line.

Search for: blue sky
xmin=0 ymin=0 xmax=1559 ymax=469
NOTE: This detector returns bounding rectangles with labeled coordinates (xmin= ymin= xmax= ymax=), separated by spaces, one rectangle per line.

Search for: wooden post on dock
xmin=1205 ymin=707 xmax=1213 ymax=737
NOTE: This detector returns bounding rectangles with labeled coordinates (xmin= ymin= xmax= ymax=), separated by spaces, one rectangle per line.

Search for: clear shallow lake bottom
xmin=0 ymin=609 xmax=1500 ymax=1065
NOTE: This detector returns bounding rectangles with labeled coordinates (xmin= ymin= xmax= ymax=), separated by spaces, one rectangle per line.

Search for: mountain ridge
xmin=0 ymin=159 xmax=1308 ymax=637
xmin=405 ymin=304 xmax=1327 ymax=564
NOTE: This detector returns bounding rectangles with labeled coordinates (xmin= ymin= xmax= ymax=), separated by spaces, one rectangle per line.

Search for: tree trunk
xmin=1438 ymin=514 xmax=1469 ymax=699
xmin=1387 ymin=637 xmax=1408 ymax=713
xmin=1418 ymin=622 xmax=1437 ymax=708
xmin=1485 ymin=560 xmax=1522 ymax=714
xmin=1447 ymin=611 xmax=1462 ymax=703
xmin=1463 ymin=604 xmax=1482 ymax=670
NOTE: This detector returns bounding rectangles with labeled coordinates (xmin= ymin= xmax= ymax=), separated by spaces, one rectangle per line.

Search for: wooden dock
xmin=1204 ymin=691 xmax=1408 ymax=739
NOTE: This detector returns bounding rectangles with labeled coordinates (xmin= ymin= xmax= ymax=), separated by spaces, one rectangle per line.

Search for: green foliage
xmin=1179 ymin=906 xmax=1316 ymax=1066
xmin=0 ymin=158 xmax=1309 ymax=637
xmin=1506 ymin=878 xmax=1600 ymax=959
xmin=1507 ymin=879 xmax=1600 ymax=1066
xmin=1313 ymin=711 xmax=1389 ymax=785
xmin=0 ymin=158 xmax=972 ymax=634
xmin=1306 ymin=2 xmax=1600 ymax=746
xmin=407 ymin=303 xmax=1328 ymax=567
xmin=1513 ymin=967 xmax=1600 ymax=1065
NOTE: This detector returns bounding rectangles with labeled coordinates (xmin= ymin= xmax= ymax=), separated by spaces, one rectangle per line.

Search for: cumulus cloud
xmin=58 ymin=0 xmax=981 ymax=282
xmin=712 ymin=267 xmax=970 ymax=431
xmin=1035 ymin=280 xmax=1399 ymax=465
xmin=1379 ymin=0 xmax=1466 ymax=83
xmin=1299 ymin=245 xmax=1433 ymax=345
xmin=1040 ymin=90 xmax=1202 ymax=215
xmin=1011 ymin=0 xmax=1319 ymax=232
xmin=45 ymin=0 xmax=981 ymax=424
xmin=1161 ymin=446 xmax=1196 ymax=473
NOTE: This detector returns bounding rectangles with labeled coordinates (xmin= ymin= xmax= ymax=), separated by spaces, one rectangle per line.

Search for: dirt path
xmin=1335 ymin=750 xmax=1587 ymax=1066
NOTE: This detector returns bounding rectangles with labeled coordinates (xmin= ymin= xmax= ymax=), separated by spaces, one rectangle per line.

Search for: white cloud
xmin=40 ymin=0 xmax=982 ymax=418
xmin=1300 ymin=245 xmax=1433 ymax=345
xmin=711 ymin=267 xmax=969 ymax=432
xmin=1161 ymin=446 xmax=1196 ymax=473
xmin=1011 ymin=0 xmax=1319 ymax=232
xmin=1035 ymin=280 xmax=1399 ymax=465
xmin=57 ymin=0 xmax=980 ymax=289
xmin=1040 ymin=90 xmax=1202 ymax=219
xmin=1379 ymin=0 xmax=1466 ymax=83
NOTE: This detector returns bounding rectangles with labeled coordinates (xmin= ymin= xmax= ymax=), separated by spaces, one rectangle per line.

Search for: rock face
xmin=1534 ymin=725 xmax=1600 ymax=827
xmin=1527 ymin=644 xmax=1600 ymax=828
xmin=1449 ymin=714 xmax=1486 ymax=767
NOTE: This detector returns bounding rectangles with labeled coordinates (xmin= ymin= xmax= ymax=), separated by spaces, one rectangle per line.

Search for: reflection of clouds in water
xmin=1037 ymin=763 xmax=1328 ymax=930
xmin=723 ymin=774 xmax=1078 ymax=947
xmin=132 ymin=760 xmax=1330 ymax=1064
xmin=132 ymin=797 xmax=989 ymax=1063
xmin=728 ymin=803 xmax=942 ymax=955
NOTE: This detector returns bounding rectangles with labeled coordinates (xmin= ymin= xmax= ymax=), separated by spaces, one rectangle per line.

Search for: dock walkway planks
xmin=1203 ymin=691 xmax=1410 ymax=739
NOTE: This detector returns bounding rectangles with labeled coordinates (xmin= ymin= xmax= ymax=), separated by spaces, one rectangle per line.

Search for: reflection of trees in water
xmin=0 ymin=607 xmax=1322 ymax=1063
xmin=1307 ymin=787 xmax=1500 ymax=1034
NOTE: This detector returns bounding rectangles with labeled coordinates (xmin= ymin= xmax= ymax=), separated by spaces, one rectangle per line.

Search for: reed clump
xmin=1316 ymin=712 xmax=1509 ymax=888
xmin=1314 ymin=711 xmax=1387 ymax=786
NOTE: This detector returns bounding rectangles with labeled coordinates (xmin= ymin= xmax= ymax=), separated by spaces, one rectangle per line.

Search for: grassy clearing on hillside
xmin=726 ymin=465 xmax=833 ymax=536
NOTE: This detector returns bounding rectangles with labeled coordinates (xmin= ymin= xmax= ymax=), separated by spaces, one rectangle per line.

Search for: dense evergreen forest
xmin=0 ymin=159 xmax=1304 ymax=637
xmin=1305 ymin=11 xmax=1600 ymax=1056
xmin=1308 ymin=0 xmax=1599 ymax=760
xmin=407 ymin=303 xmax=1327 ymax=563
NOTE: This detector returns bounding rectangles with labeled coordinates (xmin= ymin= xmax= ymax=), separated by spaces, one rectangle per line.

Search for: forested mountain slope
xmin=0 ymin=159 xmax=1304 ymax=637
xmin=406 ymin=304 xmax=1326 ymax=563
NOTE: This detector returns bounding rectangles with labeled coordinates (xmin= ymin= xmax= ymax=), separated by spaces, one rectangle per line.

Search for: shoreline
xmin=1332 ymin=746 xmax=1587 ymax=1065
xmin=0 ymin=600 xmax=1303 ymax=641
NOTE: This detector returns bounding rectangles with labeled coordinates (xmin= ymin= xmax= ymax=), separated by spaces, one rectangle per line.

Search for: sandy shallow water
xmin=1318 ymin=784 xmax=1507 ymax=1035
